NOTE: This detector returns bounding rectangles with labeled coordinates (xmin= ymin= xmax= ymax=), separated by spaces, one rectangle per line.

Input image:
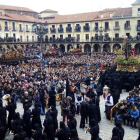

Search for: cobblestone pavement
xmin=5 ymin=92 xmax=139 ymax=140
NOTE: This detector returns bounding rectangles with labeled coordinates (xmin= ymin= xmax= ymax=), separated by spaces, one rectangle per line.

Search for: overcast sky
xmin=1 ymin=0 xmax=135 ymax=15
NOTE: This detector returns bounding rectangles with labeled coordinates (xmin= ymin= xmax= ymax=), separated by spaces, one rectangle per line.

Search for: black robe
xmin=88 ymin=102 xmax=97 ymax=126
xmin=23 ymin=109 xmax=32 ymax=139
xmin=68 ymin=115 xmax=77 ymax=131
xmin=43 ymin=118 xmax=54 ymax=140
xmin=6 ymin=102 xmax=16 ymax=130
xmin=48 ymin=90 xmax=56 ymax=107
xmin=49 ymin=109 xmax=58 ymax=133
xmin=89 ymin=125 xmax=99 ymax=140
xmin=55 ymin=127 xmax=70 ymax=140
xmin=95 ymin=97 xmax=101 ymax=122
xmin=31 ymin=107 xmax=42 ymax=129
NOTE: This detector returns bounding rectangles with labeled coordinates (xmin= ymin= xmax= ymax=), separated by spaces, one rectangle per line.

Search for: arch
xmin=113 ymin=44 xmax=121 ymax=52
xmin=67 ymin=44 xmax=72 ymax=51
xmin=52 ymin=44 xmax=57 ymax=48
xmin=84 ymin=44 xmax=91 ymax=53
xmin=93 ymin=44 xmax=101 ymax=52
xmin=59 ymin=44 xmax=65 ymax=53
xmin=135 ymin=43 xmax=140 ymax=53
xmin=103 ymin=44 xmax=111 ymax=52
xmin=77 ymin=44 xmax=82 ymax=48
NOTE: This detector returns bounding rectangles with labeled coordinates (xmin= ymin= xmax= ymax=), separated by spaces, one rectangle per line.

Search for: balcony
xmin=136 ymin=25 xmax=140 ymax=31
xmin=83 ymin=26 xmax=90 ymax=32
xmin=12 ymin=28 xmax=16 ymax=31
xmin=26 ymin=29 xmax=30 ymax=32
xmin=50 ymin=28 xmax=56 ymax=33
xmin=19 ymin=29 xmax=23 ymax=32
xmin=93 ymin=27 xmax=99 ymax=31
xmin=58 ymin=28 xmax=64 ymax=33
xmin=66 ymin=27 xmax=72 ymax=32
xmin=75 ymin=26 xmax=81 ymax=32
xmin=124 ymin=25 xmax=131 ymax=30
xmin=113 ymin=37 xmax=124 ymax=42
xmin=104 ymin=27 xmax=110 ymax=31
xmin=5 ymin=27 xmax=9 ymax=31
xmin=114 ymin=26 xmax=120 ymax=30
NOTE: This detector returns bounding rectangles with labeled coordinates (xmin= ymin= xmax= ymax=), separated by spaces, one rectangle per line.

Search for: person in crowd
xmin=48 ymin=105 xmax=58 ymax=133
xmin=105 ymin=91 xmax=114 ymax=120
xmin=23 ymin=105 xmax=32 ymax=139
xmin=61 ymin=97 xmax=70 ymax=123
xmin=70 ymin=129 xmax=79 ymax=140
xmin=115 ymin=122 xmax=124 ymax=140
xmin=68 ymin=114 xmax=77 ymax=131
xmin=0 ymin=121 xmax=6 ymax=140
xmin=55 ymin=121 xmax=70 ymax=140
xmin=31 ymin=103 xmax=42 ymax=129
xmin=6 ymin=97 xmax=17 ymax=131
xmin=43 ymin=112 xmax=54 ymax=140
xmin=89 ymin=119 xmax=99 ymax=140
xmin=13 ymin=125 xmax=27 ymax=140
xmin=88 ymin=100 xmax=97 ymax=126
xmin=32 ymin=123 xmax=42 ymax=140
xmin=111 ymin=127 xmax=120 ymax=140
xmin=129 ymin=106 xmax=139 ymax=129
xmin=75 ymin=92 xmax=83 ymax=114
xmin=48 ymin=86 xmax=56 ymax=108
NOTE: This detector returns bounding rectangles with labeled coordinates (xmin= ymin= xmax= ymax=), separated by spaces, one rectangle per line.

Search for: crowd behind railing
xmin=1 ymin=35 xmax=140 ymax=43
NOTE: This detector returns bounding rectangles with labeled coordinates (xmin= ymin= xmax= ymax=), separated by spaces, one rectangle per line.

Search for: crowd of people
xmin=0 ymin=46 xmax=140 ymax=140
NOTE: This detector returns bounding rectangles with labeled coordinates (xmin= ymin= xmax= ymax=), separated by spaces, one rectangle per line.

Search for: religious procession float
xmin=115 ymin=40 xmax=140 ymax=72
xmin=0 ymin=45 xmax=26 ymax=62
xmin=68 ymin=45 xmax=83 ymax=54
xmin=43 ymin=46 xmax=59 ymax=56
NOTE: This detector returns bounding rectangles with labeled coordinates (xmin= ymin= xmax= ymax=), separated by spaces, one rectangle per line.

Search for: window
xmin=32 ymin=25 xmax=34 ymax=31
xmin=12 ymin=22 xmax=15 ymax=30
xmin=13 ymin=33 xmax=16 ymax=38
xmin=105 ymin=22 xmax=109 ymax=29
xmin=60 ymin=35 xmax=63 ymax=38
xmin=76 ymin=24 xmax=79 ymax=26
xmin=27 ymin=36 xmax=29 ymax=42
xmin=126 ymin=33 xmax=130 ymax=37
xmin=85 ymin=23 xmax=89 ymax=26
xmin=138 ymin=8 xmax=140 ymax=15
xmin=115 ymin=21 xmax=119 ymax=27
xmin=85 ymin=34 xmax=89 ymax=40
xmin=6 ymin=33 xmax=8 ymax=38
xmin=110 ymin=13 xmax=113 ymax=17
xmin=115 ymin=33 xmax=119 ymax=38
xmin=32 ymin=36 xmax=34 ymax=42
xmin=68 ymin=34 xmax=71 ymax=37
xmin=19 ymin=24 xmax=22 ymax=31
xmin=52 ymin=25 xmax=55 ymax=28
xmin=126 ymin=21 xmax=130 ymax=26
xmin=0 ymin=12 xmax=2 ymax=15
xmin=77 ymin=34 xmax=80 ymax=41
xmin=26 ymin=25 xmax=28 ymax=31
xmin=20 ymin=35 xmax=22 ymax=42
xmin=5 ymin=21 xmax=8 ymax=30
xmin=60 ymin=25 xmax=62 ymax=27
xmin=68 ymin=24 xmax=71 ymax=27
xmin=52 ymin=35 xmax=55 ymax=38
xmin=100 ymin=14 xmax=103 ymax=18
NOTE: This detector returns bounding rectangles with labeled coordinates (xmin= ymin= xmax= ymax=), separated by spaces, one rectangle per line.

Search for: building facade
xmin=0 ymin=0 xmax=140 ymax=53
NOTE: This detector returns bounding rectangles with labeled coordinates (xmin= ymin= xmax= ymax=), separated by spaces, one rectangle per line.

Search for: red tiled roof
xmin=43 ymin=8 xmax=132 ymax=24
xmin=0 ymin=5 xmax=37 ymax=13
xmin=113 ymin=7 xmax=132 ymax=16
xmin=0 ymin=13 xmax=38 ymax=22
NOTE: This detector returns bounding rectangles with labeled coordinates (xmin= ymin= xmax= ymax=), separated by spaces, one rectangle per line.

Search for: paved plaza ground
xmin=5 ymin=92 xmax=139 ymax=140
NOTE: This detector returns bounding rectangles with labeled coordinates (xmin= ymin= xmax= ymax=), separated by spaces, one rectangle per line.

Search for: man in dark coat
xmin=0 ymin=101 xmax=7 ymax=132
xmin=48 ymin=106 xmax=58 ymax=133
xmin=48 ymin=87 xmax=56 ymax=108
xmin=88 ymin=100 xmax=97 ymax=126
xmin=23 ymin=105 xmax=32 ymax=139
xmin=112 ymin=86 xmax=120 ymax=105
xmin=31 ymin=103 xmax=42 ymax=129
xmin=128 ymin=76 xmax=136 ymax=91
xmin=96 ymin=83 xmax=103 ymax=96
xmin=55 ymin=121 xmax=70 ymax=140
xmin=43 ymin=112 xmax=54 ymax=140
xmin=68 ymin=114 xmax=77 ymax=131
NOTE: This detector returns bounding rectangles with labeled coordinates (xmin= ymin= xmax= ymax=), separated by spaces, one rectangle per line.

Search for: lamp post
xmin=33 ymin=15 xmax=48 ymax=70
xmin=96 ymin=26 xmax=107 ymax=57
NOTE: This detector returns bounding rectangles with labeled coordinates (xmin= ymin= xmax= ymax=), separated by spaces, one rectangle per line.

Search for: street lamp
xmin=33 ymin=15 xmax=48 ymax=70
xmin=96 ymin=26 xmax=107 ymax=57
